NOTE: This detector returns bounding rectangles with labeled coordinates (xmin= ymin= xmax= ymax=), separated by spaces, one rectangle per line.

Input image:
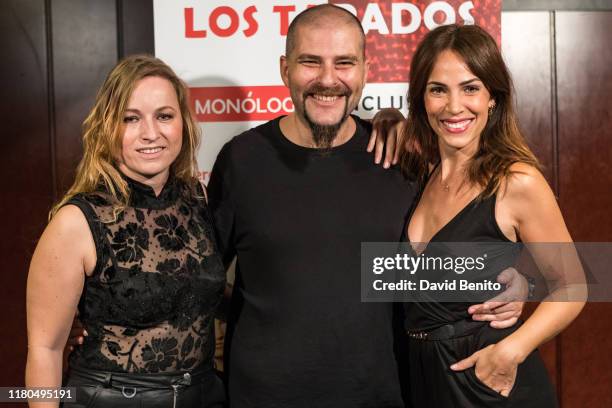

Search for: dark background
xmin=2 ymin=1 xmax=611 ymax=407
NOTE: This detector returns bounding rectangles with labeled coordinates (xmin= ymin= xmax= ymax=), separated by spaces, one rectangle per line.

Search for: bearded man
xmin=208 ymin=5 xmax=523 ymax=407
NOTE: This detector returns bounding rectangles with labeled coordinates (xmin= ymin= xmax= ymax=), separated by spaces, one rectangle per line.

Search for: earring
xmin=488 ymin=102 xmax=496 ymax=117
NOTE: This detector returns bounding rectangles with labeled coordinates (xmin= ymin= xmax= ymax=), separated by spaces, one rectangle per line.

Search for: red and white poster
xmin=153 ymin=1 xmax=501 ymax=177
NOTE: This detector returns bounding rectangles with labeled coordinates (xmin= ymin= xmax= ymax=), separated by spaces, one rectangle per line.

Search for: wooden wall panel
xmin=555 ymin=11 xmax=612 ymax=408
xmin=502 ymin=11 xmax=555 ymax=184
xmin=50 ymin=0 xmax=117 ymax=195
xmin=119 ymin=0 xmax=155 ymax=57
xmin=0 ymin=0 xmax=52 ymax=389
xmin=556 ymin=11 xmax=612 ymax=241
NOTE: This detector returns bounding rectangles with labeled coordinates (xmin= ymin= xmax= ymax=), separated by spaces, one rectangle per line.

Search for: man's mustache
xmin=303 ymin=83 xmax=351 ymax=98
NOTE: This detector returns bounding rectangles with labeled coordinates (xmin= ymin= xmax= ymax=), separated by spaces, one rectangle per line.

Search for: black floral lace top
xmin=67 ymin=175 xmax=225 ymax=373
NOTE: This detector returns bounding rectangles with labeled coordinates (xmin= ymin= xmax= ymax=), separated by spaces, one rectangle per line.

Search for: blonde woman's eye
xmin=123 ymin=115 xmax=138 ymax=123
xmin=158 ymin=113 xmax=174 ymax=121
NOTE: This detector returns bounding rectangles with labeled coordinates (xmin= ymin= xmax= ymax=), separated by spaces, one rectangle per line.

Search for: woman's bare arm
xmin=497 ymin=163 xmax=585 ymax=351
xmin=26 ymin=205 xmax=95 ymax=407
xmin=451 ymin=163 xmax=586 ymax=395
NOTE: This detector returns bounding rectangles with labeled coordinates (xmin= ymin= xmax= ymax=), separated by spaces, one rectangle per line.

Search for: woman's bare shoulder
xmin=38 ymin=204 xmax=96 ymax=274
xmin=48 ymin=204 xmax=90 ymax=235
xmin=504 ymin=162 xmax=551 ymax=199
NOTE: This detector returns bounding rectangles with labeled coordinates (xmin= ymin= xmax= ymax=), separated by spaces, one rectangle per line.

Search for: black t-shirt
xmin=208 ymin=116 xmax=416 ymax=407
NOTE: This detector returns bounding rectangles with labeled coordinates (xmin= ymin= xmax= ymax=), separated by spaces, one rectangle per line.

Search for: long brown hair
xmin=401 ymin=24 xmax=539 ymax=197
xmin=50 ymin=54 xmax=201 ymax=218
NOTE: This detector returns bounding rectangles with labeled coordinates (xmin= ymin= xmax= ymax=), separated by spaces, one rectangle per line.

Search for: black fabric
xmin=66 ymin=176 xmax=225 ymax=375
xmin=404 ymin=194 xmax=519 ymax=332
xmin=63 ymin=364 xmax=225 ymax=407
xmin=406 ymin=323 xmax=556 ymax=408
xmin=208 ymin=116 xmax=416 ymax=408
xmin=403 ymin=192 xmax=557 ymax=407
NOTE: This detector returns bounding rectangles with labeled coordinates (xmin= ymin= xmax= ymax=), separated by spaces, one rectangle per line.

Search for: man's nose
xmin=318 ymin=62 xmax=338 ymax=87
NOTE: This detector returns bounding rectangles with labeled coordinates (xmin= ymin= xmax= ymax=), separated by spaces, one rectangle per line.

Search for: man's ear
xmin=280 ymin=55 xmax=289 ymax=87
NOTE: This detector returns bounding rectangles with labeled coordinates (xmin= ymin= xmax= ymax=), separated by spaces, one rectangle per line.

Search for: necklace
xmin=437 ymin=165 xmax=463 ymax=193
xmin=438 ymin=166 xmax=451 ymax=192
xmin=441 ymin=180 xmax=451 ymax=192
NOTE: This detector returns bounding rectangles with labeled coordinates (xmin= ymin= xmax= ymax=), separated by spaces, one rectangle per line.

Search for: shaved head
xmin=285 ymin=4 xmax=366 ymax=59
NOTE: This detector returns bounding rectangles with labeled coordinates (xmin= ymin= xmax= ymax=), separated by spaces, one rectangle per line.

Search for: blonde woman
xmin=26 ymin=55 xmax=225 ymax=407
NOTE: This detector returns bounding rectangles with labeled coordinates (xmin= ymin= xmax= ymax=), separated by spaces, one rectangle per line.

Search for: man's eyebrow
xmin=335 ymin=55 xmax=359 ymax=62
xmin=295 ymin=54 xmax=360 ymax=61
xmin=296 ymin=54 xmax=321 ymax=60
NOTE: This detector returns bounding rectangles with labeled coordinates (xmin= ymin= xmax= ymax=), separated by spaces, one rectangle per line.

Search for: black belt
xmin=67 ymin=364 xmax=217 ymax=408
xmin=68 ymin=363 xmax=214 ymax=392
xmin=407 ymin=320 xmax=485 ymax=341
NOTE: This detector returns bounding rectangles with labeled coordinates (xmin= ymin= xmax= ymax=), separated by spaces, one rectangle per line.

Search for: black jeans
xmin=63 ymin=364 xmax=226 ymax=408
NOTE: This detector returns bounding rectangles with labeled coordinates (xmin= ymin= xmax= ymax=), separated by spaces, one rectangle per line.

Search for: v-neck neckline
xmin=407 ymin=195 xmax=480 ymax=244
xmin=406 ymin=194 xmax=480 ymax=255
xmin=405 ymin=163 xmax=481 ymax=254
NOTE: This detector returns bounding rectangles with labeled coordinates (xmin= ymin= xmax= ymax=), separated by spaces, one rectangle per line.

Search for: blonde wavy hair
xmin=51 ymin=54 xmax=201 ymax=219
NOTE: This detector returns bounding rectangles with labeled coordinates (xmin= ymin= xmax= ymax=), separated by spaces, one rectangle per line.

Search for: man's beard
xmin=302 ymin=83 xmax=351 ymax=150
